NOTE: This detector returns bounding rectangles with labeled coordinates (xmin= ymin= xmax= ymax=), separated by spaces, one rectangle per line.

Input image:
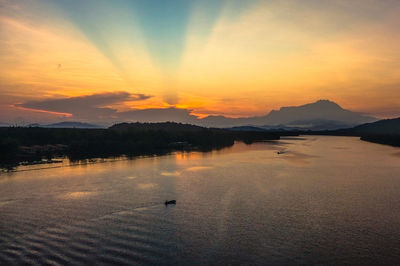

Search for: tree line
xmin=0 ymin=122 xmax=281 ymax=166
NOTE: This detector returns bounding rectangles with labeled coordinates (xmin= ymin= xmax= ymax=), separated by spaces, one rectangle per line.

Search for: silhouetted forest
xmin=0 ymin=122 xmax=281 ymax=168
xmin=359 ymin=135 xmax=400 ymax=147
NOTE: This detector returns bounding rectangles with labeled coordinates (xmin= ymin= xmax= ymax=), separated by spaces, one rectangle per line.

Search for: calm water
xmin=1 ymin=136 xmax=400 ymax=265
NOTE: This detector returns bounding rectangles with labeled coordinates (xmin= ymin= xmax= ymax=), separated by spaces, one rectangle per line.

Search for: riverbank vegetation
xmin=0 ymin=122 xmax=282 ymax=168
xmin=304 ymin=118 xmax=400 ymax=147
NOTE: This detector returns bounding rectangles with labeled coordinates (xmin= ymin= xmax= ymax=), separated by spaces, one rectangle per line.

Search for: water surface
xmin=1 ymin=136 xmax=400 ymax=265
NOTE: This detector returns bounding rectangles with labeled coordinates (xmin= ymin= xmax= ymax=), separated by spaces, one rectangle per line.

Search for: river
xmin=1 ymin=136 xmax=400 ymax=264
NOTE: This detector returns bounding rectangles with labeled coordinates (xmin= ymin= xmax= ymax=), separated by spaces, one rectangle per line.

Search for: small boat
xmin=165 ymin=200 xmax=176 ymax=205
xmin=277 ymin=151 xmax=285 ymax=154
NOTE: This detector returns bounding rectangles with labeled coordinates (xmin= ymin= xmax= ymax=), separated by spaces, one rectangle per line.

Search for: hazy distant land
xmin=1 ymin=101 xmax=399 ymax=169
xmin=315 ymin=117 xmax=400 ymax=147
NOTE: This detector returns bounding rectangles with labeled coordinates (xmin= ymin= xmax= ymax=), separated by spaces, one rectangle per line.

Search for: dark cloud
xmin=131 ymin=93 xmax=152 ymax=101
xmin=15 ymin=91 xmax=203 ymax=125
xmin=17 ymin=91 xmax=152 ymax=120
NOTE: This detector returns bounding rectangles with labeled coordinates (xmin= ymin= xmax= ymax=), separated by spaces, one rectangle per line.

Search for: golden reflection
xmin=61 ymin=191 xmax=97 ymax=199
xmin=137 ymin=183 xmax=157 ymax=189
xmin=160 ymin=171 xmax=181 ymax=177
xmin=174 ymin=151 xmax=205 ymax=162
xmin=185 ymin=166 xmax=213 ymax=172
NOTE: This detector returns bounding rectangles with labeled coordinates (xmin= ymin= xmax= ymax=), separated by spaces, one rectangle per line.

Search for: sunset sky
xmin=1 ymin=0 xmax=399 ymax=124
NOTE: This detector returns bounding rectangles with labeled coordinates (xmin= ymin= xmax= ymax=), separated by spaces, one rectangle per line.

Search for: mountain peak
xmin=314 ymin=99 xmax=341 ymax=108
xmin=262 ymin=99 xmax=376 ymax=128
xmin=285 ymin=99 xmax=343 ymax=111
xmin=278 ymin=99 xmax=342 ymax=111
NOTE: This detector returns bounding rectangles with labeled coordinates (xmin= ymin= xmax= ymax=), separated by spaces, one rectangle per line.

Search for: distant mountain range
xmin=28 ymin=122 xmax=101 ymax=128
xmin=198 ymin=100 xmax=376 ymax=129
xmin=2 ymin=100 xmax=378 ymax=130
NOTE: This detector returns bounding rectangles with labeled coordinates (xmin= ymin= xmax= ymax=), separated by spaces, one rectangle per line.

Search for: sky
xmin=0 ymin=0 xmax=399 ymax=125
